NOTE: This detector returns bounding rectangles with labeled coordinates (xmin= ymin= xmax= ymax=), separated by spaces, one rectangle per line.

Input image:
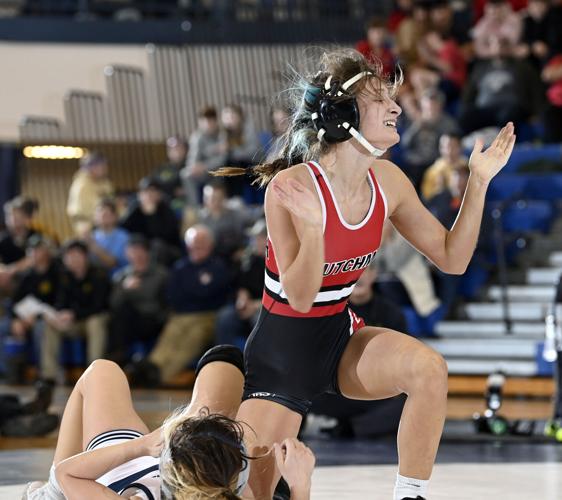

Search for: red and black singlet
xmin=262 ymin=160 xmax=387 ymax=318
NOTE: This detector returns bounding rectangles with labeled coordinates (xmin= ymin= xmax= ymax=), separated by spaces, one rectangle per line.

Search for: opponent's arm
xmin=389 ymin=123 xmax=515 ymax=274
xmin=274 ymin=438 xmax=316 ymax=500
xmin=265 ymin=168 xmax=324 ymax=313
xmin=55 ymin=429 xmax=161 ymax=500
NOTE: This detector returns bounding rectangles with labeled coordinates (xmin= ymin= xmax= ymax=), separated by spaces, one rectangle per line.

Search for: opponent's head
xmin=160 ymin=408 xmax=250 ymax=500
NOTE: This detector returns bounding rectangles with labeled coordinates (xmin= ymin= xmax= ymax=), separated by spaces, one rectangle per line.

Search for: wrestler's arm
xmin=384 ymin=123 xmax=515 ymax=274
xmin=274 ymin=438 xmax=316 ymax=500
xmin=55 ymin=429 xmax=161 ymax=500
xmin=265 ymin=166 xmax=325 ymax=313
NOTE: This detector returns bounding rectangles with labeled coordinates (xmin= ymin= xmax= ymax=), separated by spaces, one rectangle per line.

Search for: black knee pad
xmin=195 ymin=345 xmax=244 ymax=378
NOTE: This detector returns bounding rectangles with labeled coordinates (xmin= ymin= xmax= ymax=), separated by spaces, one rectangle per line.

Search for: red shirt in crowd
xmin=355 ymin=40 xmax=395 ymax=76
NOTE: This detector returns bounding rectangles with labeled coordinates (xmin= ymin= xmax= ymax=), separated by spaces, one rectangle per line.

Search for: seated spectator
xmin=221 ymin=104 xmax=261 ymax=201
xmin=182 ymin=106 xmax=227 ymax=206
xmin=106 ymin=234 xmax=169 ymax=366
xmin=0 ymin=197 xmax=41 ymax=293
xmin=81 ymin=199 xmax=129 ymax=277
xmin=66 ymin=151 xmax=114 ymax=233
xmin=429 ymin=0 xmax=472 ymax=47
xmin=197 ymin=180 xmax=248 ymax=262
xmin=421 ymin=133 xmax=468 ymax=201
xmin=545 ymin=0 xmax=562 ymax=56
xmin=349 ymin=263 xmax=407 ymax=333
xmin=262 ymin=105 xmax=291 ymax=160
xmin=542 ymin=53 xmax=562 ymax=142
xmin=0 ymin=235 xmax=60 ymax=382
xmin=472 ymin=0 xmax=523 ymax=60
xmin=426 ymin=164 xmax=471 ymax=316
xmin=387 ymin=0 xmax=414 ymax=33
xmin=413 ymin=29 xmax=467 ymax=103
xmin=395 ymin=1 xmax=431 ymax=68
xmin=355 ymin=16 xmax=396 ymax=77
xmin=40 ymin=240 xmax=110 ymax=384
xmin=151 ymin=135 xmax=187 ymax=203
xmin=128 ymin=225 xmax=231 ymax=386
xmin=401 ymin=88 xmax=460 ymax=187
xmin=460 ymin=36 xmax=544 ymax=134
xmin=375 ymin=222 xmax=441 ymax=321
xmin=514 ymin=0 xmax=550 ymax=68
xmin=214 ymin=218 xmax=267 ymax=347
xmin=120 ymin=177 xmax=182 ymax=265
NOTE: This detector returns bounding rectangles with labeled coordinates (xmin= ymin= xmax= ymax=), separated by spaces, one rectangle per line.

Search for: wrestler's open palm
xmin=469 ymin=122 xmax=516 ymax=185
xmin=272 ymin=177 xmax=323 ymax=228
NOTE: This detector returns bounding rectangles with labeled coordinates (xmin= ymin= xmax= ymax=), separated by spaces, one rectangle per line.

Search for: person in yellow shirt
xmin=66 ymin=152 xmax=114 ymax=233
xmin=421 ymin=133 xmax=467 ymax=201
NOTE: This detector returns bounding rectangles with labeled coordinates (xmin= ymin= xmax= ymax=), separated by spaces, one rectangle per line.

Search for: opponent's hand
xmin=468 ymin=122 xmax=516 ymax=186
xmin=271 ymin=178 xmax=323 ymax=228
xmin=140 ymin=428 xmax=163 ymax=458
xmin=273 ymin=438 xmax=315 ymax=492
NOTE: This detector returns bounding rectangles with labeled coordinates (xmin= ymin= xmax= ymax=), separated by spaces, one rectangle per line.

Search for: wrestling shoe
xmin=401 ymin=497 xmax=426 ymax=500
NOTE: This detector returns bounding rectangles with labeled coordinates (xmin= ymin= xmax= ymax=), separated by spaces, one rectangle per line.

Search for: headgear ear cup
xmin=307 ymin=71 xmax=386 ymax=157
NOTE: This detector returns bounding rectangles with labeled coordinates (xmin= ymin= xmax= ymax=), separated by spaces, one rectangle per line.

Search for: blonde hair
xmin=160 ymin=407 xmax=247 ymax=500
xmin=215 ymin=47 xmax=402 ymax=187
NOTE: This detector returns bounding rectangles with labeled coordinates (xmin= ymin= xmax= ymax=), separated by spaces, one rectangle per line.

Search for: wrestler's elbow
xmin=284 ymin=286 xmax=315 ymax=313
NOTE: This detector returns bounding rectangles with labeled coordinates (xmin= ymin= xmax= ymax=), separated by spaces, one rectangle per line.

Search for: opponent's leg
xmin=186 ymin=344 xmax=245 ymax=419
xmin=236 ymin=399 xmax=302 ymax=500
xmin=338 ymin=327 xmax=448 ymax=498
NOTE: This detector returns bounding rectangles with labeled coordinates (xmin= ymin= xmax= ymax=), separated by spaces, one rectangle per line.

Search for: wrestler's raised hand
xmin=469 ymin=122 xmax=516 ymax=185
xmin=271 ymin=178 xmax=323 ymax=228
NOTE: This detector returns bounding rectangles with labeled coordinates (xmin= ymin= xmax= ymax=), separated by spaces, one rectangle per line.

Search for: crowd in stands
xmin=0 ymin=0 xmax=562 ymax=389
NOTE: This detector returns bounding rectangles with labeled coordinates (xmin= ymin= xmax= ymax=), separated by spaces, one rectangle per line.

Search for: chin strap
xmin=341 ymin=122 xmax=387 ymax=157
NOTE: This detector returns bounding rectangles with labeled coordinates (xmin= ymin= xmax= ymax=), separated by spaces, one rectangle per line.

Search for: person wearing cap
xmin=106 ymin=234 xmax=169 ymax=365
xmin=214 ymin=218 xmax=267 ymax=347
xmin=40 ymin=240 xmax=111 ymax=384
xmin=66 ymin=151 xmax=114 ymax=233
xmin=120 ymin=177 xmax=182 ymax=266
xmin=0 ymin=235 xmax=60 ymax=381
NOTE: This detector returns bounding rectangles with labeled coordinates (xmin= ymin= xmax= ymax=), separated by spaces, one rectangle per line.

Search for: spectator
xmin=83 ymin=199 xmax=129 ymax=277
xmin=460 ymin=35 xmax=544 ymax=134
xmin=387 ymin=0 xmax=414 ymax=33
xmin=355 ymin=16 xmax=396 ymax=77
xmin=401 ymin=88 xmax=460 ymax=187
xmin=429 ymin=0 xmax=472 ymax=46
xmin=426 ymin=164 xmax=471 ymax=316
xmin=0 ymin=235 xmax=60 ymax=382
xmin=40 ymin=240 xmax=110 ymax=384
xmin=421 ymin=133 xmax=468 ymax=201
xmin=262 ymin=105 xmax=291 ymax=160
xmin=120 ymin=177 xmax=182 ymax=265
xmin=349 ymin=263 xmax=407 ymax=333
xmin=151 ymin=135 xmax=188 ymax=202
xmin=182 ymin=106 xmax=227 ymax=206
xmin=128 ymin=225 xmax=231 ymax=386
xmin=214 ymin=218 xmax=267 ymax=347
xmin=514 ymin=0 xmax=550 ymax=68
xmin=542 ymin=53 xmax=562 ymax=142
xmin=0 ymin=197 xmax=41 ymax=292
xmin=221 ymin=104 xmax=261 ymax=201
xmin=66 ymin=151 xmax=114 ymax=233
xmin=395 ymin=1 xmax=431 ymax=68
xmin=413 ymin=29 xmax=467 ymax=103
xmin=472 ymin=0 xmax=523 ymax=60
xmin=545 ymin=0 xmax=562 ymax=56
xmin=106 ymin=234 xmax=169 ymax=366
xmin=197 ymin=180 xmax=248 ymax=262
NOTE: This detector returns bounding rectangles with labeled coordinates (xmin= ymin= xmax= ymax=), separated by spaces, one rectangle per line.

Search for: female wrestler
xmin=220 ymin=49 xmax=515 ymax=500
xmin=23 ymin=346 xmax=315 ymax=499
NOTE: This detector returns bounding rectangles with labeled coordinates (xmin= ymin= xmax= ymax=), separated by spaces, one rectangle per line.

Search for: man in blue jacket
xmin=129 ymin=224 xmax=231 ymax=386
